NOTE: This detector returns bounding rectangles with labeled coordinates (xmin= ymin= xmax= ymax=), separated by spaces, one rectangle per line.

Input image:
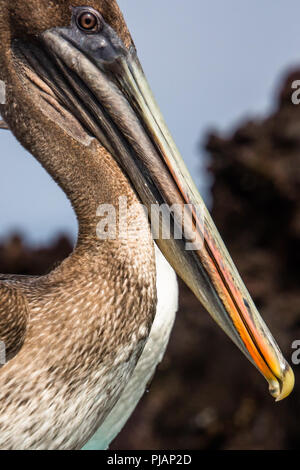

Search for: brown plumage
xmin=0 ymin=0 xmax=156 ymax=449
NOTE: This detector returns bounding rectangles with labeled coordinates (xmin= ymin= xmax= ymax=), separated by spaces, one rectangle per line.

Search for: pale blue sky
xmin=1 ymin=0 xmax=300 ymax=244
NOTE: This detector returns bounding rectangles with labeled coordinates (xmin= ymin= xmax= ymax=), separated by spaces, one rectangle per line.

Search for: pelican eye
xmin=76 ymin=11 xmax=101 ymax=33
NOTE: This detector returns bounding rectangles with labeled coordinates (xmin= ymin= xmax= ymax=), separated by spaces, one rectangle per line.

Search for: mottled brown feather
xmin=0 ymin=282 xmax=29 ymax=360
xmin=0 ymin=1 xmax=157 ymax=449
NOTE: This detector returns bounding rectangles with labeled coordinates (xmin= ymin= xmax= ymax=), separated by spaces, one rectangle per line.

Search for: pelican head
xmin=0 ymin=0 xmax=294 ymax=445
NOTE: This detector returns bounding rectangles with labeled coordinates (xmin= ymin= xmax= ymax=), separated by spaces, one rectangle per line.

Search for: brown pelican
xmin=0 ymin=0 xmax=294 ymax=450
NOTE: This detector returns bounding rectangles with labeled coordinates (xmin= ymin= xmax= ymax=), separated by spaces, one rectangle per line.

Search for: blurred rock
xmin=0 ymin=234 xmax=73 ymax=275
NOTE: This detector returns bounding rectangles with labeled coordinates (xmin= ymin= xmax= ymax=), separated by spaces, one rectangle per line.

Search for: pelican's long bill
xmin=16 ymin=6 xmax=294 ymax=400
